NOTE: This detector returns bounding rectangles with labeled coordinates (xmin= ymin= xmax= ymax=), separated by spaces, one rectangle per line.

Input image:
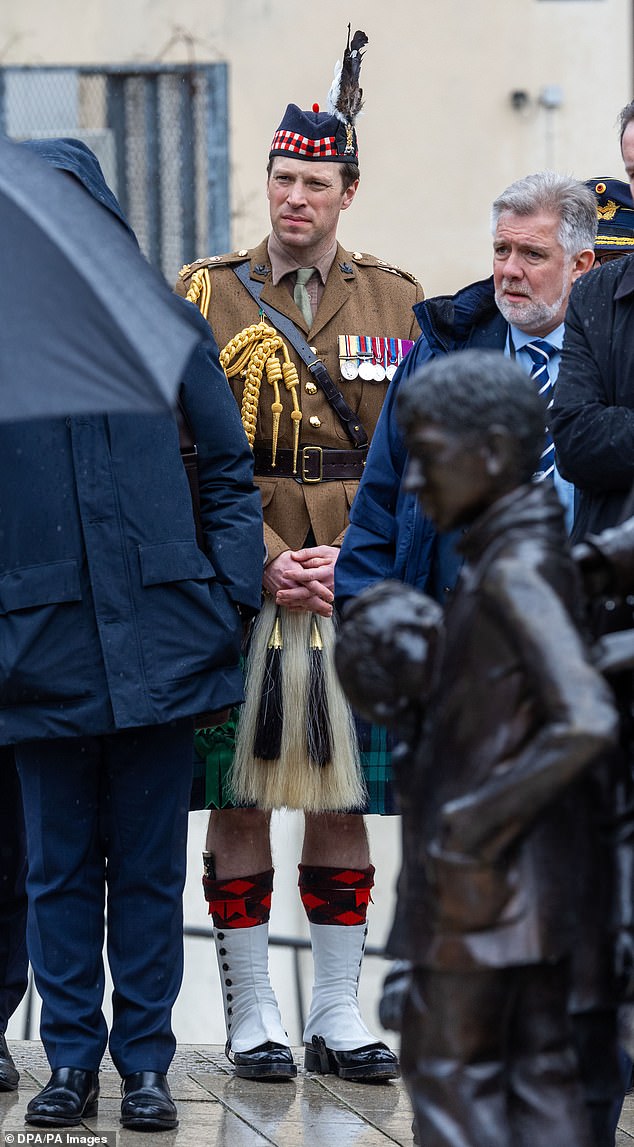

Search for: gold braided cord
xmin=219 ymin=322 xmax=304 ymax=458
xmin=220 ymin=321 xmax=275 ymax=446
xmin=281 ymin=357 xmax=302 ymax=474
xmin=265 ymin=354 xmax=284 ymax=466
xmin=185 ymin=268 xmax=212 ymax=315
xmin=241 ymin=339 xmax=270 ymax=447
xmin=220 ymin=320 xmax=275 ymax=376
xmin=182 ymin=276 xmax=303 ymax=459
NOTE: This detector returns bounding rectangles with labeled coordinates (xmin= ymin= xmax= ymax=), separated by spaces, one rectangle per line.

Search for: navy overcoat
xmin=0 ymin=324 xmax=263 ymax=743
xmin=0 ymin=142 xmax=263 ymax=744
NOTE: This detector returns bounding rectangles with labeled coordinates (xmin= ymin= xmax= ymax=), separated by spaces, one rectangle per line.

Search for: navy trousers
xmin=15 ymin=720 xmax=193 ymax=1076
xmin=0 ymin=746 xmax=28 ymax=1032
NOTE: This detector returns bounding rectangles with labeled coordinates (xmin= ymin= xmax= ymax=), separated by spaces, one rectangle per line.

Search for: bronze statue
xmin=336 ymin=349 xmax=620 ymax=1147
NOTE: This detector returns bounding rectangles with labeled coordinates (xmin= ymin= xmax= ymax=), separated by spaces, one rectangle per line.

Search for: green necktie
xmin=293 ymin=267 xmax=315 ymax=328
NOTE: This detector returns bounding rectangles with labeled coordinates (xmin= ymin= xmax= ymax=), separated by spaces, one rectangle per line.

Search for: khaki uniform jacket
xmin=176 ymin=239 xmax=423 ymax=563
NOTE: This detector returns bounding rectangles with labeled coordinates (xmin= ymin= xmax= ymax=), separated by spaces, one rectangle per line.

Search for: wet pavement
xmin=3 ymin=1041 xmax=634 ymax=1144
xmin=0 ymin=1041 xmax=414 ymax=1145
xmin=618 ymin=1092 xmax=634 ymax=1147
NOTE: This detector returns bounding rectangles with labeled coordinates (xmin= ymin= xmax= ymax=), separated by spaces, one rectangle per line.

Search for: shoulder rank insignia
xmin=375 ymin=259 xmax=420 ymax=286
xmin=178 ymin=251 xmax=252 ymax=280
xmin=345 ymin=252 xmax=420 ymax=286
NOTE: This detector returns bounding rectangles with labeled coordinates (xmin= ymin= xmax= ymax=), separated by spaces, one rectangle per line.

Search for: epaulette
xmin=346 ymin=251 xmax=421 ymax=287
xmin=178 ymin=250 xmax=252 ymax=280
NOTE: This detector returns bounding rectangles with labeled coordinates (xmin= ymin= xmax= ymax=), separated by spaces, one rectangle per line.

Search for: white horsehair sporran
xmin=231 ymin=596 xmax=366 ymax=811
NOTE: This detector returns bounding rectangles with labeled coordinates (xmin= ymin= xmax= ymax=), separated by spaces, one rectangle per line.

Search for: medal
xmin=358 ymin=335 xmax=375 ymax=380
xmin=339 ymin=334 xmax=403 ymax=382
xmin=386 ymin=337 xmax=399 ymax=381
xmin=372 ymin=337 xmax=386 ymax=382
xmin=338 ymin=335 xmax=360 ymax=380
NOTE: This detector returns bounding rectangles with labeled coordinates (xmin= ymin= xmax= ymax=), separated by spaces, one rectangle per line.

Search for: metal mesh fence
xmin=0 ymin=63 xmax=230 ymax=283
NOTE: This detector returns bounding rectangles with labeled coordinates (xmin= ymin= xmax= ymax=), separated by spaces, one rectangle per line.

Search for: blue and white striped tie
xmin=526 ymin=339 xmax=555 ymax=481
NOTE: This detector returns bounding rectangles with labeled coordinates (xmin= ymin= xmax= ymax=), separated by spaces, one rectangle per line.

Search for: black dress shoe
xmin=304 ymin=1035 xmax=400 ymax=1081
xmin=230 ymin=1040 xmax=297 ymax=1081
xmin=25 ymin=1068 xmax=99 ymax=1126
xmin=120 ymin=1071 xmax=178 ymax=1131
xmin=0 ymin=1033 xmax=19 ymax=1092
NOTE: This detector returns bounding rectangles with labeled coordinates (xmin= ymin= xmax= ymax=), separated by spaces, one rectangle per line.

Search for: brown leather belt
xmin=253 ymin=444 xmax=367 ymax=484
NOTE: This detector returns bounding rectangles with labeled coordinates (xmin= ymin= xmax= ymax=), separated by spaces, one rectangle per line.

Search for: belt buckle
xmin=302 ymin=445 xmax=323 ymax=483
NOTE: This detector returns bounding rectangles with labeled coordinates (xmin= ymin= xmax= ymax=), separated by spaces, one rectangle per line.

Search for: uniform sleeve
xmin=178 ymin=302 xmax=264 ymax=615
xmin=409 ymin=282 xmax=425 ymax=340
xmin=262 ymin=522 xmax=292 ymax=565
xmin=439 ymin=556 xmax=618 ymax=862
xmin=552 ymin=276 xmax=634 ymax=493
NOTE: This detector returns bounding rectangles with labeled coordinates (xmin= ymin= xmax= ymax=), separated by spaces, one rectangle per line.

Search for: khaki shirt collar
xmin=267 ymin=230 xmax=338 ymax=287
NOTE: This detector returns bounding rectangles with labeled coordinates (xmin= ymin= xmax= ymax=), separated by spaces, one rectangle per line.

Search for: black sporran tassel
xmin=253 ymin=611 xmax=284 ymax=760
xmin=307 ymin=616 xmax=332 ymax=767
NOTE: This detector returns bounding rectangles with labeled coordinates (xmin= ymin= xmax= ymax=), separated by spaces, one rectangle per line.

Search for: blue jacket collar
xmin=413 ymin=276 xmax=502 ymax=355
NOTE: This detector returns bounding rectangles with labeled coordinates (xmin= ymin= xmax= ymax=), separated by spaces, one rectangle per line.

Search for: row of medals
xmin=337 ymin=335 xmax=413 ymax=383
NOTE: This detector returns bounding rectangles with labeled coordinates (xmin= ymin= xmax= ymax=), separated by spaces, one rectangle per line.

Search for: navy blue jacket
xmin=335 ymin=277 xmax=505 ymax=608
xmin=0 ymin=140 xmax=263 ymax=743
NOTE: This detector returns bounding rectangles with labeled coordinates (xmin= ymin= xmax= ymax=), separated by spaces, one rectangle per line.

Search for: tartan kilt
xmin=354 ymin=715 xmax=397 ymax=815
xmin=191 ymin=710 xmax=396 ymax=815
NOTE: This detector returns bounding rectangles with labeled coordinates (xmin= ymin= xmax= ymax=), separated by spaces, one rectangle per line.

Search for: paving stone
xmin=0 ymin=1042 xmax=414 ymax=1145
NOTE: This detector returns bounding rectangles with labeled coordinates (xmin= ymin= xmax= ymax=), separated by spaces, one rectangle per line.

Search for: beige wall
xmin=1 ymin=0 xmax=631 ymax=294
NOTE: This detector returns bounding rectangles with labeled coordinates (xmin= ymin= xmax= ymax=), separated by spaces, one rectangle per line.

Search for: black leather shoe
xmin=25 ymin=1068 xmax=99 ymax=1126
xmin=304 ymin=1035 xmax=400 ymax=1081
xmin=230 ymin=1040 xmax=297 ymax=1081
xmin=0 ymin=1033 xmax=19 ymax=1092
xmin=120 ymin=1071 xmax=178 ymax=1131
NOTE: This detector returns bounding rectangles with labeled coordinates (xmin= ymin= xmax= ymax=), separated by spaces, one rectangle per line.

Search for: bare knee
xmin=206 ymin=807 xmax=272 ymax=878
xmin=302 ymin=812 xmax=369 ymax=867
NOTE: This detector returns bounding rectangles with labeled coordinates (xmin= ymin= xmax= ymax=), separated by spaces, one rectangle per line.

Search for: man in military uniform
xmin=176 ymin=31 xmax=423 ymax=1082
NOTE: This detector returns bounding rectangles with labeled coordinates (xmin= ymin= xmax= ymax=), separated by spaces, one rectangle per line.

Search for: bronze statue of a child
xmin=336 ymin=349 xmax=619 ymax=1147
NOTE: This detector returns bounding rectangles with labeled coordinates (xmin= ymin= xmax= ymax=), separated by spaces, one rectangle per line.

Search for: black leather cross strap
xmin=233 ymin=260 xmax=369 ymax=449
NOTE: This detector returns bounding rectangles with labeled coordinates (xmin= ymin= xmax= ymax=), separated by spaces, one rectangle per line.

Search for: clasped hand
xmin=262 ymin=545 xmax=338 ymax=617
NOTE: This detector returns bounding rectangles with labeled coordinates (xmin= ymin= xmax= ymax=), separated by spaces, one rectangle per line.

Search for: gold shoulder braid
xmin=185 ymin=267 xmax=212 ymax=315
xmin=220 ymin=322 xmax=302 ymax=470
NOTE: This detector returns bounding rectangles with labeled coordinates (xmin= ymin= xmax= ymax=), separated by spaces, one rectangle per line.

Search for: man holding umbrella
xmin=0 ymin=138 xmax=263 ymax=1131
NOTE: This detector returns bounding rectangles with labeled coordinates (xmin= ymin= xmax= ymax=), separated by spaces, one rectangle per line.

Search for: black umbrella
xmin=0 ymin=134 xmax=202 ymax=420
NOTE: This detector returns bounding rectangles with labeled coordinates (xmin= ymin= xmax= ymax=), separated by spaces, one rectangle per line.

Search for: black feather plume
xmin=327 ymin=25 xmax=368 ymax=127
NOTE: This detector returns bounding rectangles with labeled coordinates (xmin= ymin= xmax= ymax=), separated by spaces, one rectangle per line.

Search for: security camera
xmin=510 ymin=91 xmax=530 ymax=112
xmin=538 ymin=85 xmax=564 ymax=110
